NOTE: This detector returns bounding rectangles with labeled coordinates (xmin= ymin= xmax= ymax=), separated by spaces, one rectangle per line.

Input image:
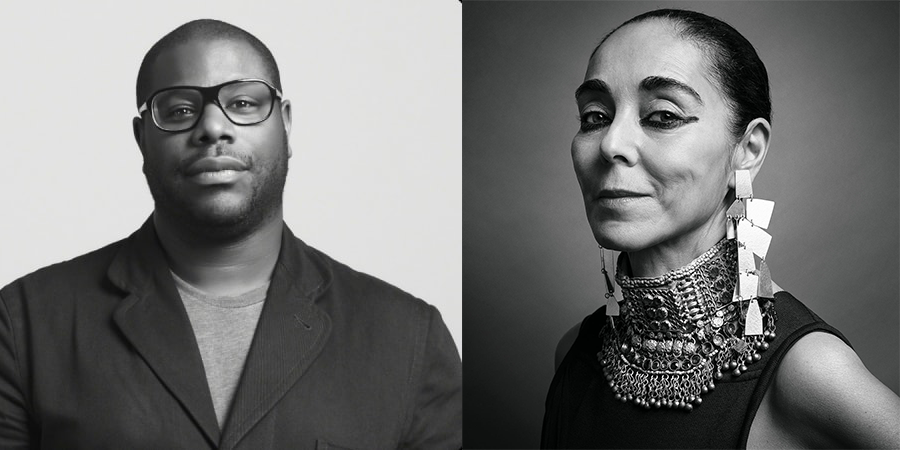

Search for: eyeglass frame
xmin=137 ymin=78 xmax=285 ymax=132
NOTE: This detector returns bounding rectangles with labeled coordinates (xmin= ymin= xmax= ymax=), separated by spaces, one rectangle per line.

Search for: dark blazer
xmin=0 ymin=219 xmax=461 ymax=449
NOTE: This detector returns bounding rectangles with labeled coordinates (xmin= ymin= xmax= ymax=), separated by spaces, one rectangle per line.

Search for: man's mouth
xmin=183 ymin=157 xmax=249 ymax=185
xmin=184 ymin=156 xmax=249 ymax=176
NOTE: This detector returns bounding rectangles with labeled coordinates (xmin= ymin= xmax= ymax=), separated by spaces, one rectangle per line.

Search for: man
xmin=0 ymin=19 xmax=461 ymax=449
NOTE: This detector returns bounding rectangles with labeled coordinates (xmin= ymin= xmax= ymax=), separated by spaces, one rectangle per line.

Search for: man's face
xmin=135 ymin=38 xmax=292 ymax=236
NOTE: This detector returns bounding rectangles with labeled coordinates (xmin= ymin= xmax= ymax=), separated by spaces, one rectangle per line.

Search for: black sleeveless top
xmin=541 ymin=292 xmax=848 ymax=449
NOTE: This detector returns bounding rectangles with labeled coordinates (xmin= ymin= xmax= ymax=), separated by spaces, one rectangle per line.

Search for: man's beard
xmin=143 ymin=146 xmax=289 ymax=241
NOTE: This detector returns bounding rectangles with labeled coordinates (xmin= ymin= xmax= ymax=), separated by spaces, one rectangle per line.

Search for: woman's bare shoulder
xmin=768 ymin=331 xmax=900 ymax=448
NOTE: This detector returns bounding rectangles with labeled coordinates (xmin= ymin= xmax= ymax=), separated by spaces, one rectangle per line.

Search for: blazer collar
xmin=107 ymin=217 xmax=334 ymax=303
xmin=107 ymin=217 xmax=334 ymax=448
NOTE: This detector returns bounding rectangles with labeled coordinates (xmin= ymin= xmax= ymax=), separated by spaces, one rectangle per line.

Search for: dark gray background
xmin=463 ymin=1 xmax=899 ymax=448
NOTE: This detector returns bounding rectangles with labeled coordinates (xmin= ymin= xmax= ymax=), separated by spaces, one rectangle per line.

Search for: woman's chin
xmin=591 ymin=224 xmax=655 ymax=253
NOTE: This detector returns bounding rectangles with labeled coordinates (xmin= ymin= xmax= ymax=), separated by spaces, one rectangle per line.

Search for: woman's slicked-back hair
xmin=596 ymin=9 xmax=771 ymax=138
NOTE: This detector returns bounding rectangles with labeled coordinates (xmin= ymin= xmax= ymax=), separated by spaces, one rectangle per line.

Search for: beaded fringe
xmin=598 ymin=239 xmax=777 ymax=411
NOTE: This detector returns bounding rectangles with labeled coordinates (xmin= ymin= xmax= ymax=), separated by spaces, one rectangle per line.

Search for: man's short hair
xmin=135 ymin=19 xmax=282 ymax=108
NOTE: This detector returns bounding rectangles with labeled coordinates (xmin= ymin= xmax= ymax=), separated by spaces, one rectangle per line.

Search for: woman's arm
xmin=758 ymin=331 xmax=900 ymax=448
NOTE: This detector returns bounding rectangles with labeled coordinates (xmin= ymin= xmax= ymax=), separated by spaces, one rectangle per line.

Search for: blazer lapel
xmin=218 ymin=226 xmax=332 ymax=450
xmin=109 ymin=219 xmax=221 ymax=446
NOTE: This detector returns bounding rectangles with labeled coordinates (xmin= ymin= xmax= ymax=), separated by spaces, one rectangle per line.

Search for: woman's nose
xmin=598 ymin=114 xmax=640 ymax=166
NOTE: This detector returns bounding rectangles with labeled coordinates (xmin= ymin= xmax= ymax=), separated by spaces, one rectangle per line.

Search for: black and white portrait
xmin=464 ymin=1 xmax=898 ymax=448
xmin=0 ymin=2 xmax=461 ymax=448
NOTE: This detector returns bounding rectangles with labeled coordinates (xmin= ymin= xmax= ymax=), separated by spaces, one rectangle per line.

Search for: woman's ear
xmin=731 ymin=118 xmax=771 ymax=183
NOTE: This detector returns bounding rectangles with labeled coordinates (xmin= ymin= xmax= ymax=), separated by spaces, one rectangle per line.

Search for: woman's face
xmin=573 ymin=19 xmax=736 ymax=254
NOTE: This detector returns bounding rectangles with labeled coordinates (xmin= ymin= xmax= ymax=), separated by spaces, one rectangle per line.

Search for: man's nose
xmin=190 ymin=102 xmax=235 ymax=145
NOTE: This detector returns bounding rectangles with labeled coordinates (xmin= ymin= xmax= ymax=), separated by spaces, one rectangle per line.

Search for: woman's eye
xmin=641 ymin=111 xmax=686 ymax=129
xmin=579 ymin=111 xmax=611 ymax=131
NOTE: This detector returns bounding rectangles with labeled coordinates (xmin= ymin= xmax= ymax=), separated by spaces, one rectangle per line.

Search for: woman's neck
xmin=626 ymin=214 xmax=727 ymax=278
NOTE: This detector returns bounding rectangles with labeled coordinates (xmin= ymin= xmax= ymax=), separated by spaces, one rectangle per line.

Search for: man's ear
xmin=280 ymin=99 xmax=292 ymax=158
xmin=729 ymin=118 xmax=770 ymax=187
xmin=133 ymin=116 xmax=146 ymax=157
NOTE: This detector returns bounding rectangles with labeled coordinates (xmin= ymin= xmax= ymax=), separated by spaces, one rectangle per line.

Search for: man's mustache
xmin=177 ymin=146 xmax=254 ymax=174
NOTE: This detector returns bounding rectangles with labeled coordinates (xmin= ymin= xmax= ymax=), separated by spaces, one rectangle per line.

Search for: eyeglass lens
xmin=151 ymin=81 xmax=275 ymax=131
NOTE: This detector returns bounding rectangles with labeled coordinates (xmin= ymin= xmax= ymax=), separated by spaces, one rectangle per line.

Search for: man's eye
xmin=165 ymin=106 xmax=196 ymax=120
xmin=227 ymin=99 xmax=260 ymax=110
xmin=579 ymin=111 xmax=611 ymax=131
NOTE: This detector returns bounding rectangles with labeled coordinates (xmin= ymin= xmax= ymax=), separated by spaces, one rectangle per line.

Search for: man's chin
xmin=148 ymin=169 xmax=287 ymax=239
xmin=190 ymin=204 xmax=267 ymax=233
xmin=156 ymin=199 xmax=265 ymax=240
xmin=189 ymin=202 xmax=250 ymax=225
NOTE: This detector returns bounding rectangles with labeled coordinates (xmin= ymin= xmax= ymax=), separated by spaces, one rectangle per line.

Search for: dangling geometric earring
xmin=727 ymin=169 xmax=776 ymax=336
xmin=600 ymin=246 xmax=623 ymax=317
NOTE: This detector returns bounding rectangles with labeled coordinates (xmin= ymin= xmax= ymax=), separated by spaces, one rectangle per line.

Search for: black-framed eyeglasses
xmin=137 ymin=78 xmax=284 ymax=132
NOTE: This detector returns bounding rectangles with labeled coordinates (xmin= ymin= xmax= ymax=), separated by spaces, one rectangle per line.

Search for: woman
xmin=542 ymin=9 xmax=900 ymax=449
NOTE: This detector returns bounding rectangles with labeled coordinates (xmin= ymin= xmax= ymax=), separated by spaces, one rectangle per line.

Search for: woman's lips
xmin=595 ymin=189 xmax=650 ymax=207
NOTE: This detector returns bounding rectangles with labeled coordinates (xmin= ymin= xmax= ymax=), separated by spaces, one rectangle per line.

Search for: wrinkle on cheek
xmin=643 ymin=149 xmax=690 ymax=184
xmin=646 ymin=159 xmax=698 ymax=215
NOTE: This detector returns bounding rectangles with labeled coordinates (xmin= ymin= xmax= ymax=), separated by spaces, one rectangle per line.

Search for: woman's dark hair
xmin=596 ymin=9 xmax=771 ymax=138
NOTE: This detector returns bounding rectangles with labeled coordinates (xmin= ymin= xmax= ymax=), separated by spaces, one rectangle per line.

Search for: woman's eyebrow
xmin=575 ymin=78 xmax=610 ymax=100
xmin=576 ymin=77 xmax=703 ymax=105
xmin=640 ymin=76 xmax=703 ymax=105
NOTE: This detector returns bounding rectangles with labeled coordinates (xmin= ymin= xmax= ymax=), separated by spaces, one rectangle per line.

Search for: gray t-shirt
xmin=171 ymin=272 xmax=268 ymax=429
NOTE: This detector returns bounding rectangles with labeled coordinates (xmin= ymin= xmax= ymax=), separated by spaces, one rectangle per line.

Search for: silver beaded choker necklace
xmin=598 ymin=238 xmax=777 ymax=411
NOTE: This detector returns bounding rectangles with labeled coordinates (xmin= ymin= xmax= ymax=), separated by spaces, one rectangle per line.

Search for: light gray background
xmin=464 ymin=1 xmax=899 ymax=448
xmin=0 ymin=1 xmax=461 ymax=352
